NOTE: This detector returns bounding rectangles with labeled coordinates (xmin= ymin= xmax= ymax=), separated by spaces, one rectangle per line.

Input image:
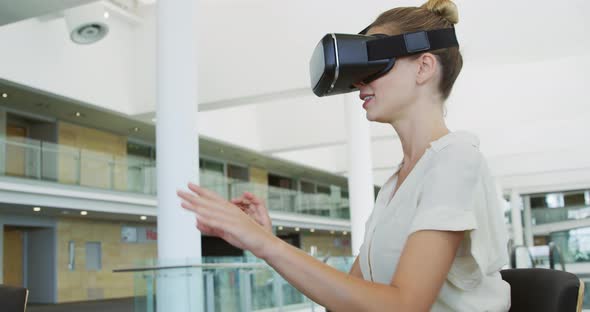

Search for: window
xmin=200 ymin=158 xmax=224 ymax=174
xmin=317 ymin=185 xmax=331 ymax=195
xmin=300 ymin=181 xmax=315 ymax=194
xmin=85 ymin=242 xmax=102 ymax=271
xmin=127 ymin=142 xmax=154 ymax=159
xmin=545 ymin=193 xmax=565 ymax=208
xmin=227 ymin=164 xmax=249 ymax=182
xmin=565 ymin=192 xmax=587 ymax=207
xmin=268 ymin=174 xmax=293 ymax=190
xmin=341 ymin=190 xmax=349 ymax=199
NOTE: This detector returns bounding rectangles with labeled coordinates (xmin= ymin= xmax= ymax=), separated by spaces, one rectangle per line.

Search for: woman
xmin=177 ymin=0 xmax=511 ymax=310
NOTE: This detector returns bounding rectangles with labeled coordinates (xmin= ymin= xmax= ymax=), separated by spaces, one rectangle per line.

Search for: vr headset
xmin=309 ymin=26 xmax=459 ymax=97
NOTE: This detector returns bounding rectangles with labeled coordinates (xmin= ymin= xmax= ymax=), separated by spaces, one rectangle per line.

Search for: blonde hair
xmin=370 ymin=0 xmax=462 ymax=100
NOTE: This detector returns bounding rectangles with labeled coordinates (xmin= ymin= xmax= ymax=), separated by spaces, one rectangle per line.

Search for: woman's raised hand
xmin=177 ymin=183 xmax=274 ymax=258
xmin=231 ymin=191 xmax=273 ymax=233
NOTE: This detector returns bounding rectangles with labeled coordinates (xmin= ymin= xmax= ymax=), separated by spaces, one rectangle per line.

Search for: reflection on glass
xmin=547 ymin=227 xmax=590 ymax=264
xmin=545 ymin=193 xmax=565 ymax=208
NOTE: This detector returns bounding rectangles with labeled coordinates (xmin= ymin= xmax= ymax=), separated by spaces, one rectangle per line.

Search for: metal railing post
xmin=204 ymin=271 xmax=215 ymax=312
xmin=239 ymin=269 xmax=252 ymax=312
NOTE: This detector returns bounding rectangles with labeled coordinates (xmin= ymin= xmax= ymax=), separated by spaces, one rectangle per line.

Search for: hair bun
xmin=422 ymin=0 xmax=459 ymax=24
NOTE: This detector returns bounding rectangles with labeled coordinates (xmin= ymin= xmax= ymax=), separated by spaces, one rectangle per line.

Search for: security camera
xmin=64 ymin=3 xmax=109 ymax=45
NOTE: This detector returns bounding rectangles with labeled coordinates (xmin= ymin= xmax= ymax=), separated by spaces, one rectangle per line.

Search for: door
xmin=3 ymin=228 xmax=24 ymax=286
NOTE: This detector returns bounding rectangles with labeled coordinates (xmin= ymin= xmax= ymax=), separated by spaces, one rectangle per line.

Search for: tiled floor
xmin=27 ymin=298 xmax=326 ymax=312
xmin=28 ymin=298 xmax=134 ymax=312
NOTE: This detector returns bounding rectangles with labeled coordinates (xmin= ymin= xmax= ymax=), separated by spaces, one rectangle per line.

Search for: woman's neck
xmin=391 ymin=99 xmax=449 ymax=167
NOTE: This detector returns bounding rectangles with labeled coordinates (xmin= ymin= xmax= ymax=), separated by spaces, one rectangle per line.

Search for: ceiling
xmin=0 ymin=0 xmax=589 ymax=192
xmin=0 ymin=200 xmax=156 ymax=223
xmin=0 ymin=0 xmax=96 ymax=26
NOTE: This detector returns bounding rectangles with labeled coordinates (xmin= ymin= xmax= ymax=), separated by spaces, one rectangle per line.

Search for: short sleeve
xmin=409 ymin=145 xmax=482 ymax=234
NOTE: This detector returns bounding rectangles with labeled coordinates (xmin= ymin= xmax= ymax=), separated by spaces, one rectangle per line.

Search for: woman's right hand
xmin=231 ymin=192 xmax=273 ymax=233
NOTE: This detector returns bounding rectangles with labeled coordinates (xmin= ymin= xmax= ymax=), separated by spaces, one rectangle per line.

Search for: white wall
xmin=198 ymin=104 xmax=263 ymax=149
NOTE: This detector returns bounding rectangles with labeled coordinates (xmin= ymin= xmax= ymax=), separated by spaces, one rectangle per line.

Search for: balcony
xmin=0 ymin=137 xmax=350 ymax=220
xmin=531 ymin=205 xmax=590 ymax=226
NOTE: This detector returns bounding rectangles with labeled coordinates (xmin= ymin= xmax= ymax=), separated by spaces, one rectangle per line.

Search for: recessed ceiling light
xmin=295 ymin=227 xmax=300 ymax=232
xmin=104 ymin=11 xmax=110 ymax=19
xmin=1 ymin=93 xmax=7 ymax=98
xmin=140 ymin=216 xmax=147 ymax=220
xmin=310 ymin=229 xmax=315 ymax=233
xmin=278 ymin=226 xmax=283 ymax=230
xmin=75 ymin=112 xmax=81 ymax=117
xmin=132 ymin=127 xmax=140 ymax=132
xmin=80 ymin=211 xmax=88 ymax=216
xmin=33 ymin=207 xmax=41 ymax=212
xmin=343 ymin=231 xmax=348 ymax=235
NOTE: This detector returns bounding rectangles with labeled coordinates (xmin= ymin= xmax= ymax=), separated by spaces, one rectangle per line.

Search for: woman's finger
xmin=232 ymin=196 xmax=253 ymax=206
xmin=180 ymin=198 xmax=216 ymax=220
xmin=181 ymin=200 xmax=203 ymax=214
xmin=230 ymin=198 xmax=242 ymax=204
xmin=188 ymin=183 xmax=224 ymax=201
xmin=177 ymin=190 xmax=205 ymax=208
xmin=177 ymin=190 xmax=196 ymax=203
xmin=177 ymin=190 xmax=220 ymax=212
xmin=245 ymin=192 xmax=264 ymax=206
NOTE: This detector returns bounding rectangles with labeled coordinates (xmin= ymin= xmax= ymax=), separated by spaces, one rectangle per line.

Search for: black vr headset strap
xmin=365 ymin=28 xmax=459 ymax=61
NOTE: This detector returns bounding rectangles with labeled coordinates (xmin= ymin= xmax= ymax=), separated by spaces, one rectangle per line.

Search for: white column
xmin=522 ymin=195 xmax=534 ymax=247
xmin=345 ymin=94 xmax=375 ymax=256
xmin=510 ymin=190 xmax=524 ymax=246
xmin=157 ymin=1 xmax=202 ymax=311
xmin=0 ymin=108 xmax=6 ymax=175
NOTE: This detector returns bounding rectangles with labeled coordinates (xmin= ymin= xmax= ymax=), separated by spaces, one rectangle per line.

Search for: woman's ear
xmin=415 ymin=53 xmax=438 ymax=85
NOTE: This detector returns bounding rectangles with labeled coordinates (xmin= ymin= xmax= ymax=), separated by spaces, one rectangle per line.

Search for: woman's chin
xmin=365 ymin=111 xmax=377 ymax=122
xmin=366 ymin=111 xmax=386 ymax=123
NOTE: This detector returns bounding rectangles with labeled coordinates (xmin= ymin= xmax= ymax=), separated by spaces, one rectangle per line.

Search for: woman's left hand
xmin=177 ymin=182 xmax=275 ymax=258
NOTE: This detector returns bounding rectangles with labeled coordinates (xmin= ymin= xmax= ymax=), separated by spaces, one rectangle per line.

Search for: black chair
xmin=0 ymin=285 xmax=29 ymax=312
xmin=501 ymin=268 xmax=584 ymax=312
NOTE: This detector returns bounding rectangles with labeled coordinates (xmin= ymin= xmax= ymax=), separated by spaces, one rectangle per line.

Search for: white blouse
xmin=359 ymin=131 xmax=511 ymax=311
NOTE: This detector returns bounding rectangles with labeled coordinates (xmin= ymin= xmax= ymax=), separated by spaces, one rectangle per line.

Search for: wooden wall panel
xmin=3 ymin=229 xmax=24 ymax=287
xmin=58 ymin=122 xmax=127 ymax=191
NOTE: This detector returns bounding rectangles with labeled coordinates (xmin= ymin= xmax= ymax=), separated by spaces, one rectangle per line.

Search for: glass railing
xmin=546 ymin=229 xmax=590 ymax=264
xmin=1 ymin=137 xmax=157 ymax=194
xmin=531 ymin=205 xmax=590 ymax=225
xmin=115 ymin=256 xmax=354 ymax=312
xmin=0 ymin=137 xmax=351 ymax=219
xmin=197 ymin=173 xmax=350 ymax=219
